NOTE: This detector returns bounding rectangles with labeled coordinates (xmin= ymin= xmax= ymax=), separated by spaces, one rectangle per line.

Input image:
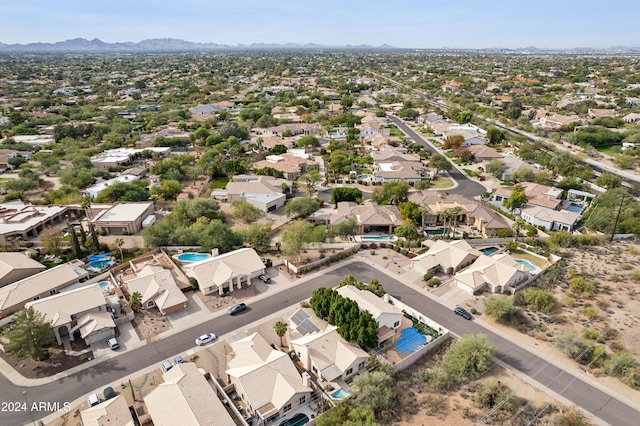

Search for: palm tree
xmin=81 ymin=195 xmax=93 ymax=219
xmin=273 ymin=320 xmax=288 ymax=347
xmin=440 ymin=210 xmax=453 ymax=238
xmin=112 ymin=238 xmax=125 ymax=261
xmin=512 ymin=219 xmax=526 ymax=243
xmin=450 ymin=206 xmax=463 ymax=237
xmin=129 ymin=291 xmax=142 ymax=312
xmin=7 ymin=236 xmax=22 ymax=251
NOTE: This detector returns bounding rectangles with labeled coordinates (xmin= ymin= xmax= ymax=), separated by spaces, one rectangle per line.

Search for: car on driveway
xmin=161 ymin=360 xmax=173 ymax=372
xmin=107 ymin=337 xmax=119 ymax=350
xmin=258 ymin=274 xmax=271 ymax=283
xmin=103 ymin=387 xmax=116 ymax=400
xmin=88 ymin=393 xmax=100 ymax=407
xmin=174 ymin=355 xmax=185 ymax=364
xmin=227 ymin=303 xmax=247 ymax=315
xmin=454 ymin=307 xmax=472 ymax=320
xmin=195 ymin=333 xmax=217 ymax=346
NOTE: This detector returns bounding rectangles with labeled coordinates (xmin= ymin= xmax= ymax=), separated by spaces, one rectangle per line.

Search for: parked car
xmin=258 ymin=274 xmax=271 ymax=283
xmin=103 ymin=387 xmax=116 ymax=400
xmin=88 ymin=393 xmax=100 ymax=407
xmin=174 ymin=355 xmax=186 ymax=364
xmin=107 ymin=337 xmax=119 ymax=350
xmin=227 ymin=303 xmax=247 ymax=315
xmin=454 ymin=307 xmax=472 ymax=320
xmin=195 ymin=333 xmax=217 ymax=346
xmin=260 ymin=257 xmax=272 ymax=267
xmin=161 ymin=360 xmax=173 ymax=372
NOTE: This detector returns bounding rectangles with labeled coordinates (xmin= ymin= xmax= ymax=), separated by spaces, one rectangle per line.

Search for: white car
xmin=195 ymin=333 xmax=217 ymax=346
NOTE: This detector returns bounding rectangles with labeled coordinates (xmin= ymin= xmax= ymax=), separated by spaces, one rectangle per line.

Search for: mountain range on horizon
xmin=0 ymin=38 xmax=639 ymax=53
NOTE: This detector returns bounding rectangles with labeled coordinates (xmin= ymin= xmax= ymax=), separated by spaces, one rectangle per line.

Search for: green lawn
xmin=463 ymin=168 xmax=478 ymax=177
xmin=510 ymin=249 xmax=548 ymax=269
xmin=595 ymin=145 xmax=622 ymax=155
xmin=430 ymin=177 xmax=454 ymax=189
xmin=209 ymin=177 xmax=230 ymax=189
xmin=388 ymin=125 xmax=404 ymax=137
xmin=500 ymin=181 xmax=515 ymax=186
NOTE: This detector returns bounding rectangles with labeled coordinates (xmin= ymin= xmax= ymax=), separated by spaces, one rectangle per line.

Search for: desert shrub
xmin=582 ymin=327 xmax=600 ymax=341
xmin=515 ymin=287 xmax=555 ymax=313
xmin=475 ymin=379 xmax=516 ymax=412
xmin=420 ymin=366 xmax=453 ymax=391
xmin=569 ymin=276 xmax=597 ymax=298
xmin=423 ymin=273 xmax=434 ymax=282
xmin=604 ymin=351 xmax=638 ymax=378
xmin=426 ymin=277 xmax=441 ymax=287
xmin=483 ymin=296 xmax=516 ymax=321
xmin=581 ymin=306 xmax=599 ymax=320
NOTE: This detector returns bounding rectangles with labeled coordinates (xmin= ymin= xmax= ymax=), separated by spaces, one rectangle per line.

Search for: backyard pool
xmin=480 ymin=246 xmax=500 ymax=256
xmin=360 ymin=235 xmax=396 ymax=241
xmin=86 ymin=259 xmax=114 ymax=272
xmin=565 ymin=203 xmax=583 ymax=213
xmin=424 ymin=228 xmax=451 ymax=236
xmin=331 ymin=388 xmax=349 ymax=400
xmin=175 ymin=252 xmax=211 ymax=263
xmin=357 ymin=174 xmax=370 ymax=180
xmin=279 ymin=413 xmax=309 ymax=426
xmin=98 ymin=281 xmax=111 ymax=290
xmin=515 ymin=259 xmax=536 ymax=271
xmin=395 ymin=327 xmax=427 ymax=354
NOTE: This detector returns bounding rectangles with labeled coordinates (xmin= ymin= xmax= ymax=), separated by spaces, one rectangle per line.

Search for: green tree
xmin=484 ymin=296 xmax=516 ymax=321
xmin=503 ymin=184 xmax=528 ymax=212
xmin=297 ymin=135 xmax=320 ymax=148
xmin=595 ymin=173 xmax=622 ymax=189
xmin=232 ymin=200 xmax=262 ymax=222
xmin=331 ymin=217 xmax=358 ymax=238
xmin=129 ymin=291 xmax=142 ymax=312
xmin=604 ymin=351 xmax=638 ymax=378
xmin=486 ymin=159 xmax=506 ymax=179
xmin=273 ymin=321 xmax=288 ymax=347
xmin=487 ymin=127 xmax=505 ymax=145
xmin=511 ymin=167 xmax=535 ymax=182
xmin=299 ymin=169 xmax=323 ymax=196
xmin=351 ymin=371 xmax=396 ymax=415
xmin=285 ymin=197 xmax=320 ymax=218
xmin=331 ymin=187 xmax=363 ymax=205
xmin=5 ymin=307 xmax=55 ymax=360
xmin=95 ymin=180 xmax=150 ymax=203
xmin=443 ymin=334 xmax=496 ymax=381
xmin=112 ymin=237 xmax=125 ymax=261
xmin=371 ymin=181 xmax=409 ymax=205
xmin=475 ymin=379 xmax=516 ymax=412
xmin=398 ymin=201 xmax=422 ymax=223
xmin=151 ymin=179 xmax=183 ymax=200
xmin=395 ymin=219 xmax=420 ymax=241
xmin=316 ymin=404 xmax=378 ymax=426
xmin=40 ymin=227 xmax=63 ymax=255
xmin=429 ymin=153 xmax=452 ymax=175
xmin=240 ymin=223 xmax=272 ymax=252
xmin=280 ymin=220 xmax=313 ymax=263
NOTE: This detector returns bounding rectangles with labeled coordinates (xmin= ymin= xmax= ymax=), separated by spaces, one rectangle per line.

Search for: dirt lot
xmin=0 ymin=339 xmax=92 ymax=379
xmin=130 ymin=312 xmax=173 ymax=342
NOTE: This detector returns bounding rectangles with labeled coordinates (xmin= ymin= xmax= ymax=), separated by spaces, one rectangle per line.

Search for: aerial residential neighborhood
xmin=1 ymin=4 xmax=640 ymax=426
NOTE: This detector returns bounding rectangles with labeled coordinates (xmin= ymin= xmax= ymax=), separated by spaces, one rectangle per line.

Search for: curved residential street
xmin=0 ymin=261 xmax=638 ymax=425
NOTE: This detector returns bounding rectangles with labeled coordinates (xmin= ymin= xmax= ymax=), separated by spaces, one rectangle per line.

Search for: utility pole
xmin=610 ymin=193 xmax=625 ymax=242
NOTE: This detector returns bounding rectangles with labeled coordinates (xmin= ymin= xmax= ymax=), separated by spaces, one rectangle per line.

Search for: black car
xmin=454 ymin=307 xmax=472 ymax=320
xmin=227 ymin=303 xmax=247 ymax=315
xmin=258 ymin=274 xmax=271 ymax=283
xmin=103 ymin=386 xmax=116 ymax=400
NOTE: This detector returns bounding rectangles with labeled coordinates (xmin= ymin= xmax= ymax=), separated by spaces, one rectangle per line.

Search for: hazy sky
xmin=2 ymin=1 xmax=638 ymax=49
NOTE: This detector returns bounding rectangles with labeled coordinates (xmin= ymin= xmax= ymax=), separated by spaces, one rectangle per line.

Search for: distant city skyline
xmin=2 ymin=1 xmax=639 ymax=49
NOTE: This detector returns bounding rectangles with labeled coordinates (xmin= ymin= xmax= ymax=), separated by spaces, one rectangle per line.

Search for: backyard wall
xmin=383 ymin=295 xmax=452 ymax=372
xmin=283 ymin=244 xmax=359 ymax=274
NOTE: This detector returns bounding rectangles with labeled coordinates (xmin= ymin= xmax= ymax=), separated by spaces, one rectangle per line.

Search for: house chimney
xmin=299 ymin=343 xmax=311 ymax=368
xmin=302 ymin=371 xmax=311 ymax=388
xmin=211 ymin=248 xmax=219 ymax=257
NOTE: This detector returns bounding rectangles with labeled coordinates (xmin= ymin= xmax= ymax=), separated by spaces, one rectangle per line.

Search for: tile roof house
xmin=411 ymin=240 xmax=481 ymax=275
xmin=290 ymin=326 xmax=369 ymax=383
xmin=336 ymin=286 xmax=403 ymax=345
xmin=492 ymin=182 xmax=563 ymax=210
xmin=145 ymin=362 xmax=235 ymax=426
xmin=25 ymin=284 xmax=115 ymax=345
xmin=371 ymin=145 xmax=427 ymax=183
xmin=125 ymin=265 xmax=188 ymax=315
xmin=454 ymin=253 xmax=530 ymax=294
xmin=252 ymin=153 xmax=318 ymax=180
xmin=466 ymin=145 xmax=503 ymax=163
xmin=520 ymin=205 xmax=581 ymax=231
xmin=225 ymin=174 xmax=288 ymax=213
xmin=0 ymin=252 xmax=46 ymax=287
xmin=0 ymin=260 xmax=89 ymax=317
xmin=330 ymin=201 xmax=403 ymax=234
xmin=182 ymin=248 xmax=265 ymax=296
xmin=539 ymin=114 xmax=582 ymax=129
xmin=226 ymin=332 xmax=311 ymax=425
xmin=81 ymin=395 xmax=135 ymax=426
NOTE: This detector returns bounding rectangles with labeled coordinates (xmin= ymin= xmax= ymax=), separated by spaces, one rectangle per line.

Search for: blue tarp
xmin=88 ymin=253 xmax=110 ymax=262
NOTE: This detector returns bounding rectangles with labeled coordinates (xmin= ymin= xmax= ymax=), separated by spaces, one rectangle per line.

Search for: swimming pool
xmin=424 ymin=228 xmax=451 ymax=236
xmin=396 ymin=327 xmax=427 ymax=354
xmin=331 ymin=388 xmax=349 ymax=399
xmin=565 ymin=203 xmax=583 ymax=213
xmin=176 ymin=253 xmax=211 ymax=262
xmin=357 ymin=174 xmax=370 ymax=180
xmin=360 ymin=236 xmax=396 ymax=241
xmin=515 ymin=259 xmax=536 ymax=271
xmin=98 ymin=281 xmax=111 ymax=290
xmin=480 ymin=246 xmax=500 ymax=256
xmin=86 ymin=259 xmax=114 ymax=272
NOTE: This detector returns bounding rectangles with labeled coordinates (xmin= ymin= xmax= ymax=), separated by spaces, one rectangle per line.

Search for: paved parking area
xmin=168 ymin=291 xmax=212 ymax=329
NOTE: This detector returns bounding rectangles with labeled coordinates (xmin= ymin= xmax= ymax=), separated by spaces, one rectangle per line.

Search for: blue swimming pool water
xmin=396 ymin=327 xmax=427 ymax=354
xmin=98 ymin=281 xmax=110 ymax=290
xmin=86 ymin=259 xmax=114 ymax=271
xmin=515 ymin=259 xmax=536 ymax=271
xmin=361 ymin=236 xmax=395 ymax=241
xmin=177 ymin=253 xmax=211 ymax=262
xmin=279 ymin=413 xmax=310 ymax=426
xmin=357 ymin=174 xmax=370 ymax=180
xmin=331 ymin=388 xmax=349 ymax=399
xmin=565 ymin=203 xmax=583 ymax=213
xmin=424 ymin=228 xmax=451 ymax=236
xmin=480 ymin=247 xmax=500 ymax=256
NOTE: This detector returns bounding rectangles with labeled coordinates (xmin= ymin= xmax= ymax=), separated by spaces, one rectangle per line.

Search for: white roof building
xmin=0 ymin=200 xmax=68 ymax=244
xmin=182 ymin=248 xmax=265 ymax=296
xmin=84 ymin=175 xmax=142 ymax=199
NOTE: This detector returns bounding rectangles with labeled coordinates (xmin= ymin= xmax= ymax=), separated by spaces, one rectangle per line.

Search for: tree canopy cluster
xmin=310 ymin=287 xmax=379 ymax=348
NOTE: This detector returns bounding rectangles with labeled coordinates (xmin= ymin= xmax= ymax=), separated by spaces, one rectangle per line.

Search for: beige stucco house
xmin=81 ymin=395 xmax=135 ymax=426
xmin=330 ymin=201 xmax=403 ymax=235
xmin=125 ymin=265 xmax=188 ymax=315
xmin=0 ymin=252 xmax=46 ymax=287
xmin=411 ymin=240 xmax=481 ymax=275
xmin=453 ymin=253 xmax=530 ymax=294
xmin=90 ymin=202 xmax=155 ymax=235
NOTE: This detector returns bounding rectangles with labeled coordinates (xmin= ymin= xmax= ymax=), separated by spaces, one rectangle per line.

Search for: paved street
xmin=0 ymin=261 xmax=638 ymax=425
